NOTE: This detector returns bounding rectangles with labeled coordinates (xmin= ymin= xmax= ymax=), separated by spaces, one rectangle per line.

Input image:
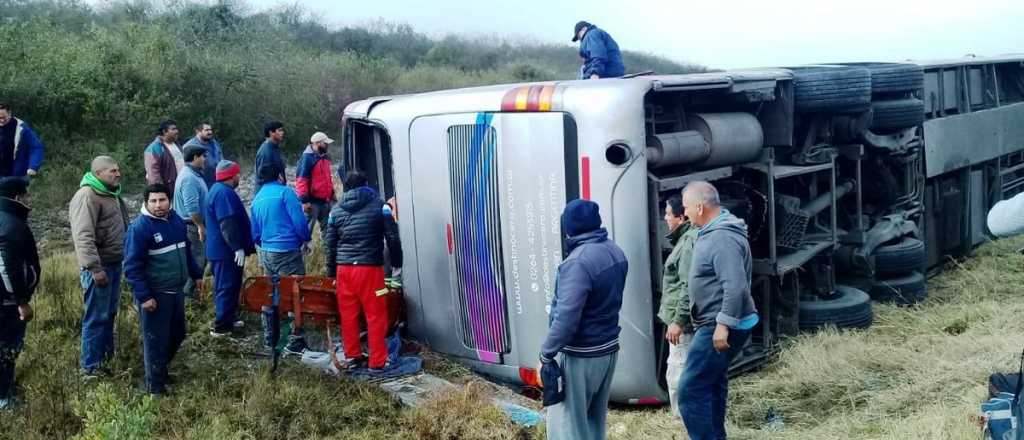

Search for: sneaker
xmin=367 ymin=361 xmax=393 ymax=374
xmin=209 ymin=327 xmax=232 ymax=338
xmin=81 ymin=367 xmax=108 ymax=381
xmin=339 ymin=356 xmax=367 ymax=371
xmin=233 ymin=320 xmax=245 ymax=329
xmin=0 ymin=397 xmax=23 ymax=410
xmin=283 ymin=338 xmax=309 ymax=357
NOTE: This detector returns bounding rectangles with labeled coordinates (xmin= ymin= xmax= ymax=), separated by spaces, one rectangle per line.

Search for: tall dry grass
xmin=4 ymin=235 xmax=1022 ymax=438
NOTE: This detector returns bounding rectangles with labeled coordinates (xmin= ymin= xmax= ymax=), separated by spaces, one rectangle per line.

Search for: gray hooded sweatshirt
xmin=688 ymin=210 xmax=758 ymax=329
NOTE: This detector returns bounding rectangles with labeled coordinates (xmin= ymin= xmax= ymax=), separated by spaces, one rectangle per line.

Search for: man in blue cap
xmin=572 ymin=21 xmax=626 ymax=79
xmin=538 ymin=199 xmax=628 ymax=440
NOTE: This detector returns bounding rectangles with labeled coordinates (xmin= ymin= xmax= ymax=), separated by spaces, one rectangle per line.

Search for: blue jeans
xmin=80 ymin=265 xmax=122 ymax=372
xmin=183 ymin=223 xmax=207 ymax=299
xmin=0 ymin=305 xmax=27 ymax=399
xmin=258 ymin=250 xmax=306 ymax=344
xmin=138 ymin=291 xmax=186 ymax=394
xmin=678 ymin=325 xmax=750 ymax=440
xmin=258 ymin=249 xmax=305 ymax=277
xmin=546 ymin=352 xmax=617 ymax=440
xmin=210 ymin=259 xmax=242 ymax=331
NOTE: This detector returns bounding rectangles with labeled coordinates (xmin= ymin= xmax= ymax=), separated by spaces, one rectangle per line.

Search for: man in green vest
xmin=657 ymin=195 xmax=698 ymax=418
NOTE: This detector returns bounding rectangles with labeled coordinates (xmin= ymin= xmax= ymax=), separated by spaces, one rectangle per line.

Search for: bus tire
xmin=870 ymin=98 xmax=925 ymax=132
xmin=869 ymin=271 xmax=927 ymax=306
xmin=790 ymin=66 xmax=872 ymax=114
xmin=843 ymin=62 xmax=924 ymax=95
xmin=872 ymin=236 xmax=927 ymax=276
xmin=798 ymin=285 xmax=874 ymax=331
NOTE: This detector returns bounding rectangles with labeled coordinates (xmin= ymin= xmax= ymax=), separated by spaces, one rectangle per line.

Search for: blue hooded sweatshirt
xmin=540 ymin=199 xmax=628 ymax=362
xmin=250 ymin=181 xmax=311 ymax=252
xmin=579 ymin=25 xmax=625 ymax=79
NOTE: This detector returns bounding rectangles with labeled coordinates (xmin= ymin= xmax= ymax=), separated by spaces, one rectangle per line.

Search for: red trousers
xmin=336 ymin=265 xmax=388 ymax=368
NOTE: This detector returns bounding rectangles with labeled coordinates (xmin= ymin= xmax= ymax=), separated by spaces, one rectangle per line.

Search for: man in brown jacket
xmin=69 ymin=156 xmax=129 ymax=377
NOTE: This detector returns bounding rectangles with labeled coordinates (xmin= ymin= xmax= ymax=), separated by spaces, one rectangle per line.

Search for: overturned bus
xmin=340 ymin=54 xmax=1024 ymax=404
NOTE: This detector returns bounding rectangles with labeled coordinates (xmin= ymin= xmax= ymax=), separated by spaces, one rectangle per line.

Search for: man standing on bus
xmin=538 ymin=199 xmax=628 ymax=440
xmin=678 ymin=181 xmax=758 ymax=440
xmin=659 ymin=195 xmax=699 ymax=419
xmin=571 ymin=21 xmax=625 ymax=79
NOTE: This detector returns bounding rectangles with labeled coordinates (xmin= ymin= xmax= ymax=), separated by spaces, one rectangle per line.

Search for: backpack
xmin=983 ymin=349 xmax=1024 ymax=440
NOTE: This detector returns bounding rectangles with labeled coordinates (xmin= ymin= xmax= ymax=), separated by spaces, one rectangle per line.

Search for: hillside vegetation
xmin=0 ymin=0 xmax=703 ymax=214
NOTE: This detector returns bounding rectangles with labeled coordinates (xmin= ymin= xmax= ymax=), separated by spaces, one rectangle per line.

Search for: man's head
xmin=0 ymin=103 xmax=11 ymax=126
xmin=143 ymin=184 xmax=171 ymax=218
xmin=664 ymin=195 xmax=685 ymax=231
xmin=264 ymin=120 xmax=285 ymax=142
xmin=310 ymin=131 xmax=334 ymax=153
xmin=571 ymin=21 xmax=590 ymax=43
xmin=258 ymin=163 xmax=284 ymax=185
xmin=343 ymin=170 xmax=367 ymax=190
xmin=215 ymin=160 xmax=242 ymax=187
xmin=0 ymin=176 xmax=30 ymax=207
xmin=183 ymin=144 xmax=207 ymax=169
xmin=194 ymin=122 xmax=214 ymax=142
xmin=91 ymin=156 xmax=122 ymax=189
xmin=681 ymin=181 xmax=721 ymax=227
xmin=158 ymin=119 xmax=179 ymax=142
xmin=561 ymin=199 xmax=602 ymax=237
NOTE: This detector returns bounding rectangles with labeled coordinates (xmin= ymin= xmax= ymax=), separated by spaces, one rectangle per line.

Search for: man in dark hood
xmin=323 ymin=170 xmax=402 ymax=373
xmin=538 ymin=199 xmax=628 ymax=440
xmin=0 ymin=177 xmax=39 ymax=408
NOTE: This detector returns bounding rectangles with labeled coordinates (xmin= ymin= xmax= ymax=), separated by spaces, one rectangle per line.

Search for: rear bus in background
xmin=340 ymin=55 xmax=1024 ymax=404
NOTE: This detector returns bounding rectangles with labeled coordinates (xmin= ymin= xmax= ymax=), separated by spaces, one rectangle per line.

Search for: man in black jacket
xmin=0 ymin=177 xmax=40 ymax=409
xmin=324 ymin=170 xmax=402 ymax=371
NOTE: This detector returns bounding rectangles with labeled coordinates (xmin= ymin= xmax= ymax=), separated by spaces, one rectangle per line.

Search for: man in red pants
xmin=323 ymin=170 xmax=402 ymax=371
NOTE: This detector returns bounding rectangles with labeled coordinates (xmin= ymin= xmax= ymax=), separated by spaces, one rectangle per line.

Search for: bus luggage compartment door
xmin=407 ymin=112 xmax=573 ymax=368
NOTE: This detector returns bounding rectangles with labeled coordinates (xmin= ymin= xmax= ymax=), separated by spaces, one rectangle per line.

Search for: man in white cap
xmin=295 ymin=132 xmax=336 ymax=243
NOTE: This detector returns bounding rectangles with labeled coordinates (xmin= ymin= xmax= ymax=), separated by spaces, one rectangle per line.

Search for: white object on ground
xmin=987 ymin=192 xmax=1024 ymax=237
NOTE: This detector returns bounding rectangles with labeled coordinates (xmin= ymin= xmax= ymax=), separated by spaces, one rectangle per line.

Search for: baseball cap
xmin=310 ymin=132 xmax=334 ymax=144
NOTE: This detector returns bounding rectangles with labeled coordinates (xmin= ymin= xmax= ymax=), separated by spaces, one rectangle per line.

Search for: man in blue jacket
xmin=173 ymin=144 xmax=208 ymax=299
xmin=538 ymin=199 xmax=628 ymax=440
xmin=205 ymin=161 xmax=255 ymax=336
xmin=572 ymin=21 xmax=626 ymax=79
xmin=250 ymin=163 xmax=311 ymax=354
xmin=124 ymin=184 xmax=202 ymax=396
xmin=677 ymin=181 xmax=758 ymax=440
xmin=0 ymin=104 xmax=44 ymax=178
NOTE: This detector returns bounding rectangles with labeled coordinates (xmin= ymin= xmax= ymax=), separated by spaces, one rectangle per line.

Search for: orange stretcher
xmin=240 ymin=275 xmax=403 ymax=334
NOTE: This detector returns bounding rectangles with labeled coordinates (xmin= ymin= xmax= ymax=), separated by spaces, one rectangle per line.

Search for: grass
xmin=4 ymin=235 xmax=1023 ymax=439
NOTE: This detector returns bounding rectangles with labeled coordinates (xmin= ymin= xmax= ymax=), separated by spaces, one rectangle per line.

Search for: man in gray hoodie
xmin=677 ymin=181 xmax=758 ymax=440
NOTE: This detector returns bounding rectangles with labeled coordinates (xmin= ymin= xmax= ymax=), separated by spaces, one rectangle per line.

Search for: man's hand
xmin=665 ymin=323 xmax=683 ymax=345
xmin=18 ymin=304 xmax=32 ymax=322
xmin=713 ymin=324 xmax=730 ymax=352
xmin=198 ymin=225 xmax=206 ymax=242
xmin=195 ymin=279 xmax=204 ymax=292
xmin=234 ymin=249 xmax=246 ymax=267
xmin=589 ymin=74 xmax=599 ymax=80
xmin=142 ymin=298 xmax=157 ymax=312
xmin=536 ymin=361 xmax=545 ymax=387
xmin=26 ymin=169 xmax=37 ymax=177
xmin=302 ymin=203 xmax=312 ymax=214
xmin=92 ymin=270 xmax=109 ymax=287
